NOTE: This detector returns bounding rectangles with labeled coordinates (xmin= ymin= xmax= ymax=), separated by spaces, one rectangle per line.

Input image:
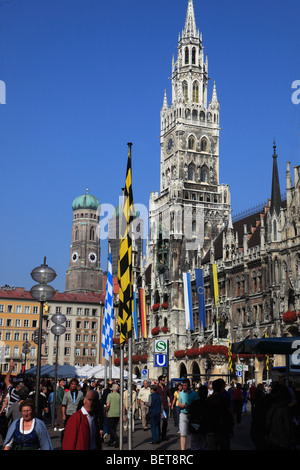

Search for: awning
xmin=231 ymin=337 xmax=300 ymax=355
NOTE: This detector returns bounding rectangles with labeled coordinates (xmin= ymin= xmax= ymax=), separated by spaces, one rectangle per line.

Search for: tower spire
xmin=270 ymin=141 xmax=281 ymax=215
xmin=183 ymin=0 xmax=197 ymax=38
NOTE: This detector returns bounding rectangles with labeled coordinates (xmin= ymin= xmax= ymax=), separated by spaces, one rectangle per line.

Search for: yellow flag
xmin=118 ymin=143 xmax=134 ymax=347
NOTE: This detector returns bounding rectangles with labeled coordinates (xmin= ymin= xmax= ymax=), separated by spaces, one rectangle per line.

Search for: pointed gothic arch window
xmin=193 ymin=81 xmax=199 ymax=103
xmin=188 ymin=135 xmax=195 ymax=150
xmin=200 ymin=165 xmax=208 ymax=183
xmin=192 ymin=47 xmax=196 ymax=65
xmin=201 ymin=138 xmax=208 ymax=152
xmin=90 ymin=226 xmax=95 ymax=241
xmin=188 ymin=163 xmax=195 ymax=181
xmin=74 ymin=227 xmax=79 ymax=241
xmin=182 ymin=81 xmax=188 ymax=102
xmin=185 ymin=47 xmax=189 ymax=64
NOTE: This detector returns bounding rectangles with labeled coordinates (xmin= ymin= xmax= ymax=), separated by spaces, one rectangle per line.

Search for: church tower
xmin=65 ymin=190 xmax=103 ymax=293
xmin=148 ymin=0 xmax=231 ymax=374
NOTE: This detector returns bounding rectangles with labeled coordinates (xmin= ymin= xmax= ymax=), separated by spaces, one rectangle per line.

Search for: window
xmin=56 ymin=307 xmax=61 ymax=313
xmin=0 ymin=319 xmax=3 ymax=327
xmin=77 ymin=308 xmax=82 ymax=316
xmin=182 ymin=81 xmax=188 ymax=102
xmin=84 ymin=334 xmax=89 ymax=342
xmin=6 ymin=319 xmax=12 ymax=327
xmin=33 ymin=306 xmax=38 ymax=314
xmin=14 ymin=332 xmax=20 ymax=341
xmin=84 ymin=308 xmax=89 ymax=316
xmin=0 ymin=305 xmax=4 ymax=313
xmin=185 ymin=47 xmax=189 ymax=64
xmin=192 ymin=47 xmax=196 ymax=64
xmin=66 ymin=320 xmax=71 ymax=328
xmin=90 ymin=227 xmax=95 ymax=241
xmin=65 ymin=334 xmax=71 ymax=341
xmin=91 ymin=335 xmax=96 ymax=342
xmin=23 ymin=320 xmax=29 ymax=328
xmin=32 ymin=320 xmax=38 ymax=328
xmin=188 ymin=163 xmax=195 ymax=181
xmin=84 ymin=321 xmax=89 ymax=329
xmin=188 ymin=135 xmax=195 ymax=150
xmin=24 ymin=306 xmax=30 ymax=314
xmin=15 ymin=319 xmax=21 ymax=327
xmin=76 ymin=334 xmax=81 ymax=341
xmin=5 ymin=332 xmax=11 ymax=341
xmin=201 ymin=166 xmax=208 ymax=183
xmin=91 ymin=321 xmax=97 ymax=330
xmin=91 ymin=348 xmax=96 ymax=357
xmin=64 ymin=347 xmax=70 ymax=356
xmin=7 ymin=305 xmax=13 ymax=313
xmin=66 ymin=307 xmax=72 ymax=315
xmin=76 ymin=321 xmax=81 ymax=328
xmin=16 ymin=305 xmax=22 ymax=313
xmin=13 ymin=346 xmax=19 ymax=357
xmin=30 ymin=347 xmax=36 ymax=358
xmin=75 ymin=348 xmax=81 ymax=356
xmin=92 ymin=309 xmax=97 ymax=317
xmin=193 ymin=81 xmax=199 ymax=102
xmin=83 ymin=348 xmax=89 ymax=356
xmin=201 ymin=138 xmax=207 ymax=152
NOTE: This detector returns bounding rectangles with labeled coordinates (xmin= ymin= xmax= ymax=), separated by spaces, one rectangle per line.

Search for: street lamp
xmin=30 ymin=257 xmax=56 ymax=416
xmin=50 ymin=312 xmax=66 ymax=429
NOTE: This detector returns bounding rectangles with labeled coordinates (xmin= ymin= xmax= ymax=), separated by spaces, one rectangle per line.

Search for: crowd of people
xmin=0 ymin=359 xmax=300 ymax=451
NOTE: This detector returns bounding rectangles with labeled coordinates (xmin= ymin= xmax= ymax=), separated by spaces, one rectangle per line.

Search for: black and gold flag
xmin=118 ymin=143 xmax=134 ymax=347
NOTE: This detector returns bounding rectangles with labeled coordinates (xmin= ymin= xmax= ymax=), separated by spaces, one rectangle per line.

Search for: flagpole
xmin=119 ymin=346 xmax=124 ymax=450
xmin=118 ymin=142 xmax=134 ymax=451
xmin=128 ymin=335 xmax=133 ymax=450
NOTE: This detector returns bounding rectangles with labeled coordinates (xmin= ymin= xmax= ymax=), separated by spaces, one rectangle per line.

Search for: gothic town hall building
xmin=125 ymin=0 xmax=300 ymax=384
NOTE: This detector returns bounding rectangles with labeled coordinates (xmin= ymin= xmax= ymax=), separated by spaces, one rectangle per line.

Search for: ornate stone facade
xmin=125 ymin=1 xmax=300 ymax=385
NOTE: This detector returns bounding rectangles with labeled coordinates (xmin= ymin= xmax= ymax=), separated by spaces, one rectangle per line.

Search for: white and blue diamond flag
xmin=101 ymin=245 xmax=114 ymax=361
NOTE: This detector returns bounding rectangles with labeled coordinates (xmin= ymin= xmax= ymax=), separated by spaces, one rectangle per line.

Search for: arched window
xmin=185 ymin=47 xmax=189 ymax=64
xmin=90 ymin=226 xmax=95 ymax=241
xmin=182 ymin=81 xmax=188 ymax=102
xmin=200 ymin=165 xmax=208 ymax=183
xmin=188 ymin=135 xmax=195 ymax=150
xmin=201 ymin=138 xmax=208 ymax=152
xmin=75 ymin=227 xmax=79 ymax=241
xmin=188 ymin=163 xmax=195 ymax=181
xmin=192 ymin=47 xmax=196 ymax=65
xmin=193 ymin=81 xmax=199 ymax=103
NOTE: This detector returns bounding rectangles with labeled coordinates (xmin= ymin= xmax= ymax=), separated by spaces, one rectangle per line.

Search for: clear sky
xmin=0 ymin=0 xmax=299 ymax=292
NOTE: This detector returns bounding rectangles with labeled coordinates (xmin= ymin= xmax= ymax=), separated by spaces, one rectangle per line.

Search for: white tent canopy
xmin=24 ymin=363 xmax=136 ymax=380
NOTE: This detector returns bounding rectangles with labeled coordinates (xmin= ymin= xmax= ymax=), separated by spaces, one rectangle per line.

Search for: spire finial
xmin=273 ymin=139 xmax=277 ymax=156
xmin=183 ymin=0 xmax=197 ymax=38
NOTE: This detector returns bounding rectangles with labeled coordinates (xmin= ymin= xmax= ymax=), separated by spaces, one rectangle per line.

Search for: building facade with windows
xmin=0 ymin=287 xmax=109 ymax=375
xmin=116 ymin=1 xmax=300 ymax=385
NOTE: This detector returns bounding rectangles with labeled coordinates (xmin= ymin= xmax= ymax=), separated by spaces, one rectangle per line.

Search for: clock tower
xmin=65 ymin=189 xmax=103 ymax=294
xmin=147 ymin=0 xmax=231 ymax=372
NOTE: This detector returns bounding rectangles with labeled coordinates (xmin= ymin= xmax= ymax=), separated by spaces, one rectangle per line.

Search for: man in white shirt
xmin=138 ymin=381 xmax=151 ymax=430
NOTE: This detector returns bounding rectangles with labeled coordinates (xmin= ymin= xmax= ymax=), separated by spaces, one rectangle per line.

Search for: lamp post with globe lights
xmin=50 ymin=312 xmax=66 ymax=429
xmin=30 ymin=257 xmax=56 ymax=416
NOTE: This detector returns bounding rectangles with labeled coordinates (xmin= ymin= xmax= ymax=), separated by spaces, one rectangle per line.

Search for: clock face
xmin=72 ymin=252 xmax=78 ymax=262
xmin=89 ymin=252 xmax=97 ymax=263
xmin=167 ymin=138 xmax=173 ymax=150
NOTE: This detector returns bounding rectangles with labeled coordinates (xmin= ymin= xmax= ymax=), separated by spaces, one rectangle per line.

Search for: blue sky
xmin=0 ymin=0 xmax=299 ymax=292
